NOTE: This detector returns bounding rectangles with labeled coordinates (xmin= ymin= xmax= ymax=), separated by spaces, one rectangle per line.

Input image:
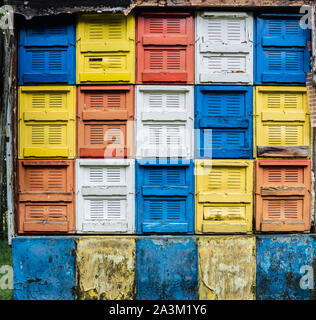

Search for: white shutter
xmin=136 ymin=85 xmax=194 ymax=159
xmin=76 ymin=159 xmax=135 ymax=233
xmin=196 ymin=12 xmax=253 ymax=84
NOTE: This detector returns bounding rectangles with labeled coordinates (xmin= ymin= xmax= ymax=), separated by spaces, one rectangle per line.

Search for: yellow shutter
xmin=254 ymin=86 xmax=310 ymax=158
xmin=195 ymin=159 xmax=253 ymax=234
xmin=77 ymin=13 xmax=135 ymax=84
xmin=18 ymin=86 xmax=76 ymax=159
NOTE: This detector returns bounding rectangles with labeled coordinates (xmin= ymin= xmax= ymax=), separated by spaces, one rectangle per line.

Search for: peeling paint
xmin=257 ymin=235 xmax=316 ymax=300
xmin=76 ymin=237 xmax=136 ymax=300
xmin=12 ymin=237 xmax=76 ymax=300
xmin=198 ymin=236 xmax=256 ymax=300
xmin=136 ymin=237 xmax=198 ymax=300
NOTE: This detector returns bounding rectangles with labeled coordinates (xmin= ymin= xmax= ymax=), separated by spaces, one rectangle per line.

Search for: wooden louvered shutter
xmin=136 ymin=12 xmax=194 ymax=84
xmin=255 ymin=87 xmax=310 ymax=158
xmin=137 ymin=162 xmax=194 ymax=234
xmin=136 ymin=86 xmax=193 ymax=158
xmin=196 ymin=12 xmax=253 ymax=84
xmin=18 ymin=86 xmax=75 ymax=159
xmin=77 ymin=85 xmax=134 ymax=158
xmin=196 ymin=86 xmax=252 ymax=158
xmin=18 ymin=160 xmax=75 ymax=233
xmin=76 ymin=159 xmax=135 ymax=233
xmin=77 ymin=14 xmax=135 ymax=83
xmin=18 ymin=17 xmax=75 ymax=84
xmin=195 ymin=159 xmax=253 ymax=234
xmin=255 ymin=160 xmax=311 ymax=232
xmin=256 ymin=14 xmax=310 ymax=84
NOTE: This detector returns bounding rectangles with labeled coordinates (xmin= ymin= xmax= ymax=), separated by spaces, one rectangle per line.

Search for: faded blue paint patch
xmin=12 ymin=237 xmax=76 ymax=300
xmin=257 ymin=235 xmax=315 ymax=300
xmin=136 ymin=237 xmax=198 ymax=300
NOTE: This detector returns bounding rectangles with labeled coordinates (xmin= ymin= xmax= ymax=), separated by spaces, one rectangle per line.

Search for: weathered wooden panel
xmin=257 ymin=235 xmax=316 ymax=300
xmin=255 ymin=160 xmax=311 ymax=233
xmin=195 ymin=160 xmax=253 ymax=234
xmin=198 ymin=236 xmax=256 ymax=300
xmin=136 ymin=237 xmax=198 ymax=300
xmin=136 ymin=12 xmax=194 ymax=84
xmin=254 ymin=86 xmax=310 ymax=159
xmin=77 ymin=13 xmax=135 ymax=84
xmin=18 ymin=160 xmax=75 ymax=234
xmin=12 ymin=237 xmax=76 ymax=300
xmin=76 ymin=237 xmax=136 ymax=300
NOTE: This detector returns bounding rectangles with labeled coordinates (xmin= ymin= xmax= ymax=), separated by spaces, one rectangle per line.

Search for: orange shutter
xmin=18 ymin=160 xmax=75 ymax=234
xmin=255 ymin=160 xmax=311 ymax=232
xmin=77 ymin=85 xmax=134 ymax=158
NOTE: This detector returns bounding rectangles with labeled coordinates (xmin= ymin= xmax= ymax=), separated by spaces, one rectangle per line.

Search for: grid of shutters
xmin=77 ymin=85 xmax=134 ymax=158
xmin=136 ymin=12 xmax=194 ymax=84
xmin=195 ymin=159 xmax=253 ymax=234
xmin=76 ymin=159 xmax=135 ymax=233
xmin=196 ymin=12 xmax=253 ymax=84
xmin=18 ymin=16 xmax=76 ymax=84
xmin=136 ymin=160 xmax=194 ymax=234
xmin=256 ymin=14 xmax=310 ymax=84
xmin=136 ymin=85 xmax=193 ymax=158
xmin=17 ymin=160 xmax=75 ymax=233
xmin=18 ymin=86 xmax=76 ymax=159
xmin=77 ymin=14 xmax=135 ymax=83
xmin=255 ymin=86 xmax=310 ymax=158
xmin=195 ymin=86 xmax=253 ymax=158
xmin=255 ymin=160 xmax=311 ymax=232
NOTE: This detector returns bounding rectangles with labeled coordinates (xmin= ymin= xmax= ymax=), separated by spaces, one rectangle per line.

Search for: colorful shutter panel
xmin=255 ymin=86 xmax=310 ymax=158
xmin=256 ymin=14 xmax=310 ymax=84
xmin=18 ymin=16 xmax=76 ymax=84
xmin=17 ymin=160 xmax=75 ymax=233
xmin=195 ymin=159 xmax=253 ymax=234
xmin=255 ymin=160 xmax=311 ymax=232
xmin=77 ymin=13 xmax=135 ymax=84
xmin=136 ymin=85 xmax=193 ymax=159
xmin=196 ymin=12 xmax=253 ymax=84
xmin=18 ymin=86 xmax=76 ymax=159
xmin=77 ymin=85 xmax=134 ymax=158
xmin=136 ymin=160 xmax=194 ymax=234
xmin=195 ymin=86 xmax=253 ymax=158
xmin=76 ymin=159 xmax=135 ymax=233
xmin=136 ymin=12 xmax=194 ymax=84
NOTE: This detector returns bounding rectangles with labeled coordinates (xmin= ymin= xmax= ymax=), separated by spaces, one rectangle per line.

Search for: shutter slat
xmin=196 ymin=86 xmax=252 ymax=158
xmin=255 ymin=160 xmax=311 ymax=232
xmin=256 ymin=14 xmax=310 ymax=84
xmin=196 ymin=12 xmax=253 ymax=84
xmin=76 ymin=159 xmax=135 ymax=233
xmin=195 ymin=159 xmax=253 ymax=234
xmin=137 ymin=13 xmax=194 ymax=84
xmin=18 ymin=16 xmax=75 ymax=84
xmin=77 ymin=14 xmax=135 ymax=84
xmin=136 ymin=161 xmax=194 ymax=234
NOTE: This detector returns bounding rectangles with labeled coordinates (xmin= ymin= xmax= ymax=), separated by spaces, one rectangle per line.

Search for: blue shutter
xmin=18 ymin=16 xmax=76 ymax=84
xmin=256 ymin=14 xmax=310 ymax=84
xmin=136 ymin=237 xmax=198 ymax=300
xmin=136 ymin=159 xmax=194 ymax=234
xmin=195 ymin=86 xmax=253 ymax=159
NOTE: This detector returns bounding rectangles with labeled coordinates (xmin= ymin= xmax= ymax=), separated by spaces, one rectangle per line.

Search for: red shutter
xmin=17 ymin=160 xmax=75 ymax=233
xmin=77 ymin=85 xmax=134 ymax=158
xmin=136 ymin=12 xmax=194 ymax=84
xmin=255 ymin=160 xmax=311 ymax=232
